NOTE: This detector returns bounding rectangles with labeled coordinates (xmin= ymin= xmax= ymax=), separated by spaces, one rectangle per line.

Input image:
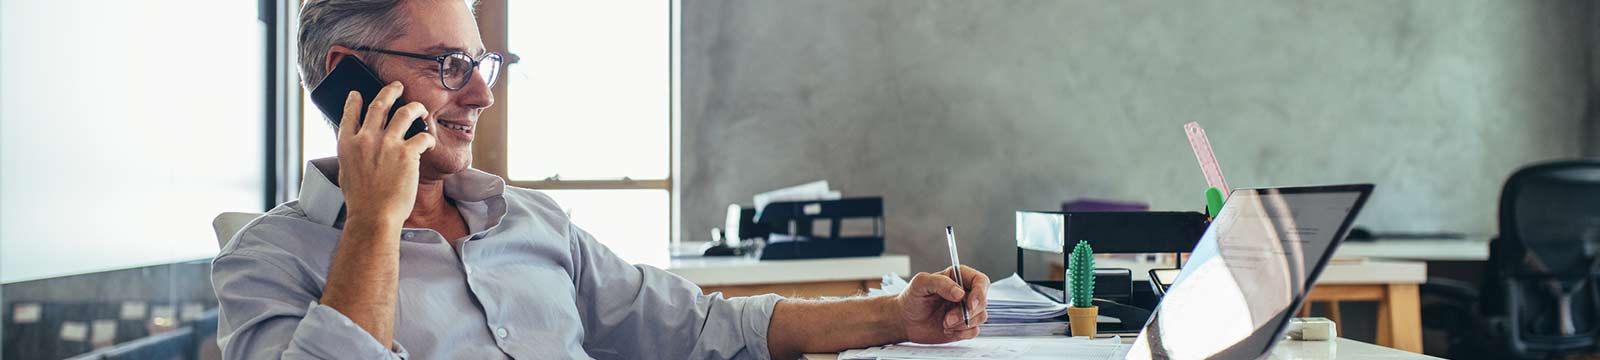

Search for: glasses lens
xmin=477 ymin=53 xmax=503 ymax=88
xmin=443 ymin=53 xmax=475 ymax=90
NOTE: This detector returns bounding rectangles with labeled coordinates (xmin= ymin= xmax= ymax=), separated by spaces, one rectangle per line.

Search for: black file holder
xmin=756 ymin=197 xmax=885 ymax=260
xmin=1016 ymin=211 xmax=1208 ymax=297
xmin=1015 ymin=210 xmax=1209 ymax=333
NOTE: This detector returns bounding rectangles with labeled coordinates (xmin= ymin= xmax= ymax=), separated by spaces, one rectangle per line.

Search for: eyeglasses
xmin=350 ymin=46 xmax=504 ymax=91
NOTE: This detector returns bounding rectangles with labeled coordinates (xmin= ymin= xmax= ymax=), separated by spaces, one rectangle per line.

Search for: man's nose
xmin=456 ymin=70 xmax=495 ymax=110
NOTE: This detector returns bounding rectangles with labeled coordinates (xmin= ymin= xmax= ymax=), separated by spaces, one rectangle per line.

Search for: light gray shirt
xmin=212 ymin=158 xmax=781 ymax=359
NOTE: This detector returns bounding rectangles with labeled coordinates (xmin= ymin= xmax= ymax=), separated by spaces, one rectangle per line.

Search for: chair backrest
xmin=1500 ymin=159 xmax=1600 ymax=277
xmin=212 ymin=212 xmax=263 ymax=249
xmin=1490 ymin=159 xmax=1600 ymax=357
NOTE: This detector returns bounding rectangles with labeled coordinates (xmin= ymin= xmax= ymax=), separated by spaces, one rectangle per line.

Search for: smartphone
xmin=309 ymin=56 xmax=428 ymax=139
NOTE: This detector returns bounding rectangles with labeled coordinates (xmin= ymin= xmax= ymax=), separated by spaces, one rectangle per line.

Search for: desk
xmin=803 ymin=337 xmax=1440 ymax=360
xmin=1049 ymin=258 xmax=1426 ymax=353
xmin=1334 ymin=237 xmax=1490 ymax=261
xmin=667 ymin=255 xmax=910 ymax=298
xmin=1301 ymin=259 xmax=1426 ymax=354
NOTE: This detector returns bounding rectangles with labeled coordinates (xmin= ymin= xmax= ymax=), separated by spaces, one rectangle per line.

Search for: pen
xmin=944 ymin=226 xmax=969 ymax=325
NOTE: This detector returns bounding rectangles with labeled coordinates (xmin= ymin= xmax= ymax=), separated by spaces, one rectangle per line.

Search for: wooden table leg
xmin=1384 ymin=283 xmax=1423 ymax=353
xmin=1307 ymin=283 xmax=1417 ymax=352
xmin=1376 ymin=293 xmax=1391 ymax=347
xmin=1328 ymin=302 xmax=1344 ymax=336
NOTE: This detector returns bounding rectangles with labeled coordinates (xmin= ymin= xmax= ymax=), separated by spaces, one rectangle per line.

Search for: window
xmin=302 ymin=91 xmax=338 ymax=162
xmin=0 ymin=0 xmax=269 ymax=283
xmin=492 ymin=1 xmax=677 ymax=266
xmin=291 ymin=1 xmax=678 ymax=266
xmin=504 ymin=3 xmax=670 ymax=182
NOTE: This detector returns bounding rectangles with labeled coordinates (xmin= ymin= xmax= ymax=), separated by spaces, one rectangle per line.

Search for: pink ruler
xmin=1183 ymin=121 xmax=1230 ymax=197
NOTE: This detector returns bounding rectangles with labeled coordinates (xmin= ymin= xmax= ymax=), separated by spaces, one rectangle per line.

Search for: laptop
xmin=1126 ymin=184 xmax=1374 ymax=360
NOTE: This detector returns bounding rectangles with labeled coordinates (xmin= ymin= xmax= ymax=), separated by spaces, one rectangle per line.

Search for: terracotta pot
xmin=1068 ymin=306 xmax=1099 ymax=338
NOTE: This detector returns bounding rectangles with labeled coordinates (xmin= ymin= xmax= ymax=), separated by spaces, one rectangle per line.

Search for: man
xmin=212 ymin=0 xmax=992 ymax=359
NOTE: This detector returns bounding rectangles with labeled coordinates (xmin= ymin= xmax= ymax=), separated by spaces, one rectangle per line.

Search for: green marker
xmin=1205 ymin=187 xmax=1225 ymax=218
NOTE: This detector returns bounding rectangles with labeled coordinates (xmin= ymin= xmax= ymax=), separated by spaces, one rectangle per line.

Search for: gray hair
xmin=297 ymin=0 xmax=411 ymax=90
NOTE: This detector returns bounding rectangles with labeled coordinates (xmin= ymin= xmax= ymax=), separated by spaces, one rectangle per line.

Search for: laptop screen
xmin=1127 ymin=185 xmax=1372 ymax=360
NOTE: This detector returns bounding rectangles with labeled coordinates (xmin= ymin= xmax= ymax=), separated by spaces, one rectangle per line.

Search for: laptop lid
xmin=1127 ymin=184 xmax=1374 ymax=360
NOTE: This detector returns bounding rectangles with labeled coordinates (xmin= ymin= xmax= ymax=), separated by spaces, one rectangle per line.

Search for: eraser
xmin=1286 ymin=317 xmax=1336 ymax=341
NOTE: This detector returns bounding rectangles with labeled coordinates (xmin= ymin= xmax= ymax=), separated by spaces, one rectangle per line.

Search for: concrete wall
xmin=682 ymin=0 xmax=1592 ymax=273
xmin=1590 ymin=3 xmax=1600 ymax=157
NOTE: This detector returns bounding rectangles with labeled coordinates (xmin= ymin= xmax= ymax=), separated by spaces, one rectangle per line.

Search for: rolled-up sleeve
xmin=567 ymin=223 xmax=783 ymax=359
xmin=212 ymin=245 xmax=408 ymax=360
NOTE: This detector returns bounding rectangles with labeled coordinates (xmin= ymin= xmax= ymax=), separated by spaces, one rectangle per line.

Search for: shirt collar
xmin=299 ymin=157 xmax=508 ymax=229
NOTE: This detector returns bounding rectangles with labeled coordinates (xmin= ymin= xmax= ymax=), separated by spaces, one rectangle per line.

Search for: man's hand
xmin=894 ymin=266 xmax=990 ymax=343
xmin=766 ymin=266 xmax=992 ymax=359
xmin=335 ymin=82 xmax=436 ymax=225
xmin=318 ymin=81 xmax=434 ymax=348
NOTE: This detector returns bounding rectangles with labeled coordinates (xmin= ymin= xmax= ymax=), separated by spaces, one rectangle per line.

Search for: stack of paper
xmin=974 ymin=322 xmax=1068 ymax=336
xmin=871 ymin=273 xmax=1093 ymax=336
xmin=983 ymin=275 xmax=1071 ymax=323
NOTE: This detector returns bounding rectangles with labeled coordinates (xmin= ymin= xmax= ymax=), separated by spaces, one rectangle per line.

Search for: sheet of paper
xmin=1025 ymin=337 xmax=1131 ymax=360
xmin=978 ymin=322 xmax=1066 ymax=336
xmin=841 ymin=338 xmax=1026 ymax=359
xmin=840 ymin=337 xmax=1129 ymax=360
xmin=752 ymin=180 xmax=840 ymax=215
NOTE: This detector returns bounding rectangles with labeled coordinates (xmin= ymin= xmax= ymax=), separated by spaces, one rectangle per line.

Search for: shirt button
xmin=401 ymin=232 xmax=415 ymax=240
xmin=464 ymin=266 xmax=474 ymax=276
xmin=495 ymin=327 xmax=509 ymax=338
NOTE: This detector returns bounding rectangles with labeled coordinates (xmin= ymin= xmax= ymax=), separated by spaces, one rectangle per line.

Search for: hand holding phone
xmin=312 ymin=77 xmax=433 ymax=351
xmin=333 ymin=82 xmax=436 ymax=224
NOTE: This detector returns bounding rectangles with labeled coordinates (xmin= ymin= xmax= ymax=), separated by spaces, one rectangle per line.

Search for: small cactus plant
xmin=1068 ymin=240 xmax=1095 ymax=308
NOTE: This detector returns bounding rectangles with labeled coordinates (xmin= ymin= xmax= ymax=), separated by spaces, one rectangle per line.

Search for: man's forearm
xmin=767 ymin=296 xmax=906 ymax=359
xmin=317 ymin=217 xmax=402 ymax=347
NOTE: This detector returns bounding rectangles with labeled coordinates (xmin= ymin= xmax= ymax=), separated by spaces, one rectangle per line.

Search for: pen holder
xmin=1068 ymin=306 xmax=1099 ymax=337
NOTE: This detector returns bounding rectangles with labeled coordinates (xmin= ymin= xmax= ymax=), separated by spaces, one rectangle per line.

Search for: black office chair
xmin=1419 ymin=276 xmax=1490 ymax=358
xmin=1479 ymin=159 xmax=1600 ymax=359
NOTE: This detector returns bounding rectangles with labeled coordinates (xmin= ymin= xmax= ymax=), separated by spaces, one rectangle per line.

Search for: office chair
xmin=1480 ymin=159 xmax=1600 ymax=359
xmin=1419 ymin=277 xmax=1487 ymax=358
xmin=212 ymin=212 xmax=262 ymax=248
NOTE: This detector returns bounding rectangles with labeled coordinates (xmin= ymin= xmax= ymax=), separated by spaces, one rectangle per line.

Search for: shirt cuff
xmin=284 ymin=302 xmax=409 ymax=360
xmin=737 ymin=294 xmax=784 ymax=360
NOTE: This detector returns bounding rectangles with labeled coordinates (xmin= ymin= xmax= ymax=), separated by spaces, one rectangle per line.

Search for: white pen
xmin=944 ymin=226 xmax=969 ymax=325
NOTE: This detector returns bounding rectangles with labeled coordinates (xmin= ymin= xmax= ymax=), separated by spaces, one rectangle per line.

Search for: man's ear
xmin=325 ymin=45 xmax=360 ymax=74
